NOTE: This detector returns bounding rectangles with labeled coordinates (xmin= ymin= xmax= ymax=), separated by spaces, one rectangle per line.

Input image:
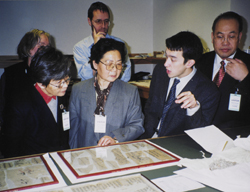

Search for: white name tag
xmin=62 ymin=111 xmax=70 ymax=131
xmin=94 ymin=115 xmax=106 ymax=133
xmin=228 ymin=93 xmax=241 ymax=112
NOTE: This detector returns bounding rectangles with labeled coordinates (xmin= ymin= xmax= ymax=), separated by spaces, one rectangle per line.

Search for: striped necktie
xmin=158 ymin=78 xmax=180 ymax=135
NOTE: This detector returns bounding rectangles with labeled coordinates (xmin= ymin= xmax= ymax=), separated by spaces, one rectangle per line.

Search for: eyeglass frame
xmin=92 ymin=19 xmax=110 ymax=26
xmin=214 ymin=33 xmax=239 ymax=43
xmin=49 ymin=77 xmax=71 ymax=88
xmin=99 ymin=60 xmax=124 ymax=71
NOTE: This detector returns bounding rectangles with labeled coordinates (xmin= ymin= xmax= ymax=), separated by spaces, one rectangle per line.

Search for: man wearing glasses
xmin=2 ymin=46 xmax=71 ymax=158
xmin=196 ymin=11 xmax=250 ymax=128
xmin=73 ymin=1 xmax=131 ymax=82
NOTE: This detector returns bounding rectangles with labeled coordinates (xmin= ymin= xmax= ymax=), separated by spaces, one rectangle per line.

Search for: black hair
xmin=30 ymin=46 xmax=71 ymax=86
xmin=88 ymin=1 xmax=110 ymax=20
xmin=166 ymin=31 xmax=203 ymax=63
xmin=212 ymin=11 xmax=243 ymax=33
xmin=89 ymin=38 xmax=126 ymax=71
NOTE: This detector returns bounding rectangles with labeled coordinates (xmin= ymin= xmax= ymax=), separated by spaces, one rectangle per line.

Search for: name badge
xmin=62 ymin=111 xmax=70 ymax=131
xmin=228 ymin=93 xmax=241 ymax=112
xmin=94 ymin=115 xmax=106 ymax=133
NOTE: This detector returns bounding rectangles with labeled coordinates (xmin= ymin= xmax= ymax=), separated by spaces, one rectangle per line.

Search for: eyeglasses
xmin=100 ymin=60 xmax=123 ymax=71
xmin=93 ymin=19 xmax=110 ymax=26
xmin=215 ymin=35 xmax=238 ymax=42
xmin=50 ymin=77 xmax=71 ymax=88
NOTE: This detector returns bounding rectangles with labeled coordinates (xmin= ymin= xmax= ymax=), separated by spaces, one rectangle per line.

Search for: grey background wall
xmin=1 ymin=0 xmax=250 ymax=75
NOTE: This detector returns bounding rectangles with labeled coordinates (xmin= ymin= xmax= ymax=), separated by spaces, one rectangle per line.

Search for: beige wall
xmin=1 ymin=0 xmax=250 ymax=55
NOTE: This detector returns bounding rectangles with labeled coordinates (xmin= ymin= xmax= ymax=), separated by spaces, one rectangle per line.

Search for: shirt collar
xmin=35 ymin=83 xmax=56 ymax=104
xmin=179 ymin=66 xmax=196 ymax=83
xmin=215 ymin=51 xmax=236 ymax=65
xmin=171 ymin=66 xmax=196 ymax=83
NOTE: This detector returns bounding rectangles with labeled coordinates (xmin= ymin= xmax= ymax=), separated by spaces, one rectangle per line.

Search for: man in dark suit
xmin=2 ymin=46 xmax=71 ymax=158
xmin=140 ymin=31 xmax=220 ymax=139
xmin=196 ymin=11 xmax=250 ymax=128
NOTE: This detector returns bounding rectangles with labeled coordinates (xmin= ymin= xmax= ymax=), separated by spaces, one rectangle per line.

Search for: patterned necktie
xmin=158 ymin=78 xmax=180 ymax=135
xmin=213 ymin=60 xmax=226 ymax=87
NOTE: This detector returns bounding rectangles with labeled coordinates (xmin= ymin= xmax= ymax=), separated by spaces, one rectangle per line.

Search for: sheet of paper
xmin=179 ymin=146 xmax=250 ymax=171
xmin=175 ymin=162 xmax=250 ymax=192
xmin=234 ymin=135 xmax=250 ymax=151
xmin=45 ymin=174 xmax=163 ymax=192
xmin=185 ymin=125 xmax=234 ymax=154
xmin=151 ymin=175 xmax=205 ymax=192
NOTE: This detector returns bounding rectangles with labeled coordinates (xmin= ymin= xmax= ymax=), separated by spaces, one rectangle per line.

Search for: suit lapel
xmin=197 ymin=51 xmax=215 ymax=80
xmin=219 ymin=49 xmax=242 ymax=91
xmin=205 ymin=52 xmax=215 ymax=80
xmin=158 ymin=71 xmax=171 ymax=114
xmin=169 ymin=71 xmax=200 ymax=111
xmin=81 ymin=78 xmax=96 ymax=106
xmin=160 ymin=71 xmax=200 ymax=136
xmin=31 ymin=86 xmax=57 ymax=129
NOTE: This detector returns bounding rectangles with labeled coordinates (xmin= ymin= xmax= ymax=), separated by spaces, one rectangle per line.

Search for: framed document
xmin=0 ymin=153 xmax=66 ymax=192
xmin=50 ymin=140 xmax=181 ymax=183
xmin=45 ymin=173 xmax=164 ymax=192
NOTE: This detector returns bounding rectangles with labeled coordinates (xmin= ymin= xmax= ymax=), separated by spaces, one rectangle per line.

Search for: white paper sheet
xmin=175 ymin=162 xmax=250 ymax=192
xmin=45 ymin=174 xmax=163 ymax=192
xmin=177 ymin=136 xmax=250 ymax=192
xmin=185 ymin=125 xmax=235 ymax=154
xmin=152 ymin=175 xmax=205 ymax=192
xmin=179 ymin=146 xmax=250 ymax=170
xmin=234 ymin=135 xmax=250 ymax=151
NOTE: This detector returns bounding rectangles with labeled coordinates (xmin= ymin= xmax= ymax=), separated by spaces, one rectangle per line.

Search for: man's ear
xmin=37 ymin=83 xmax=46 ymax=89
xmin=88 ymin=18 xmax=92 ymax=26
xmin=185 ymin=59 xmax=195 ymax=68
xmin=211 ymin=32 xmax=214 ymax=43
xmin=93 ymin=60 xmax=98 ymax=70
xmin=239 ymin=32 xmax=242 ymax=43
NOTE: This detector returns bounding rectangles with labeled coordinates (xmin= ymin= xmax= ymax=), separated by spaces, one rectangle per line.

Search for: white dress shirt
xmin=212 ymin=52 xmax=235 ymax=80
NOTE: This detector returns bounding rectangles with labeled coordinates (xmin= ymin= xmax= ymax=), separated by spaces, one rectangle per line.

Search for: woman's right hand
xmin=97 ymin=135 xmax=116 ymax=146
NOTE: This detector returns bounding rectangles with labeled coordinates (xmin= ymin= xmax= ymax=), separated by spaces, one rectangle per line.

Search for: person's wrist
xmin=113 ymin=138 xmax=119 ymax=143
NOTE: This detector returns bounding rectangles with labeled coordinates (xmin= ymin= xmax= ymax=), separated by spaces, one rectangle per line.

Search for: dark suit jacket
xmin=196 ymin=49 xmax=250 ymax=128
xmin=2 ymin=83 xmax=69 ymax=158
xmin=0 ymin=61 xmax=28 ymax=122
xmin=140 ymin=63 xmax=220 ymax=139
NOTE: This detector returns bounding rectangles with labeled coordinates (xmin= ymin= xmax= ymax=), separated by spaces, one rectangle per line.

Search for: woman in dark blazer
xmin=2 ymin=47 xmax=71 ymax=158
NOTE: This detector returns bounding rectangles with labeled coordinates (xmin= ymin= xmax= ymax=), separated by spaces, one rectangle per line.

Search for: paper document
xmin=234 ymin=135 xmax=250 ymax=151
xmin=175 ymin=162 xmax=250 ymax=192
xmin=185 ymin=125 xmax=234 ymax=154
xmin=152 ymin=175 xmax=205 ymax=192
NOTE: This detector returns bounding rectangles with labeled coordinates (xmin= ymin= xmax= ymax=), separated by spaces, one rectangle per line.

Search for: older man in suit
xmin=140 ymin=31 xmax=220 ymax=139
xmin=196 ymin=11 xmax=250 ymax=128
